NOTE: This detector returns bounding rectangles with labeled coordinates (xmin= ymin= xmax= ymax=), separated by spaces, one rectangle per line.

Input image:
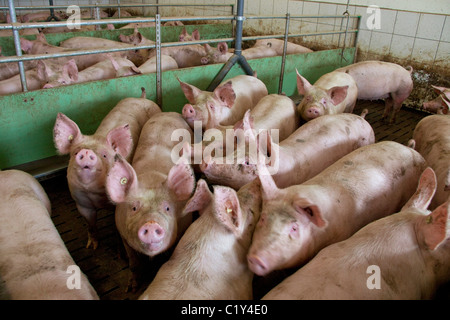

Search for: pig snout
xmin=182 ymin=104 xmax=196 ymax=119
xmin=304 ymin=106 xmax=322 ymax=120
xmin=247 ymin=254 xmax=269 ymax=276
xmin=138 ymin=221 xmax=165 ymax=247
xmin=200 ymin=57 xmax=209 ymax=65
xmin=76 ymin=149 xmax=98 ymax=169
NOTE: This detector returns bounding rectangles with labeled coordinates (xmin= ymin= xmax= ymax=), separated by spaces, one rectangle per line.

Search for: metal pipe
xmin=278 ymin=13 xmax=290 ymax=95
xmin=155 ymin=14 xmax=162 ymax=107
xmin=206 ymin=54 xmax=240 ymax=91
xmin=235 ymin=0 xmax=253 ymax=75
xmin=7 ymin=0 xmax=27 ymax=92
xmin=353 ymin=16 xmax=361 ymax=63
xmin=0 ymin=4 xmax=234 ymax=11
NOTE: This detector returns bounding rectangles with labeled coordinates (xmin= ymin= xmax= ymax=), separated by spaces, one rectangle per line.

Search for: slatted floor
xmin=39 ymin=100 xmax=450 ymax=300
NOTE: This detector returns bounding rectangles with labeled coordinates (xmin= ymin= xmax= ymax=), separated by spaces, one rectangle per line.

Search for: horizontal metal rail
xmin=0 ymin=4 xmax=234 ymax=11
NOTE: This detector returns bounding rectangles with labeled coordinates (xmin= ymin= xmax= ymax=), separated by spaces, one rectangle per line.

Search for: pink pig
xmin=422 ymin=85 xmax=450 ymax=114
xmin=336 ymin=60 xmax=413 ymax=123
xmin=201 ymin=111 xmax=374 ymax=190
xmin=296 ymin=69 xmax=358 ymax=122
xmin=0 ymin=170 xmax=98 ymax=300
xmin=180 ymin=74 xmax=268 ymax=130
xmin=53 ymin=89 xmax=161 ymax=249
xmin=179 ymin=27 xmax=200 ymax=42
xmin=412 ymin=114 xmax=450 ymax=209
xmin=105 ymin=112 xmax=196 ymax=292
xmin=247 ymin=141 xmax=427 ymax=276
xmin=139 ymin=179 xmax=262 ymax=300
xmin=262 ymin=167 xmax=450 ymax=300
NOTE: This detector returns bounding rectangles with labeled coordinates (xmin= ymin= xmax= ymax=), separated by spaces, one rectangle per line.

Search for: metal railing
xmin=0 ymin=0 xmax=360 ymax=105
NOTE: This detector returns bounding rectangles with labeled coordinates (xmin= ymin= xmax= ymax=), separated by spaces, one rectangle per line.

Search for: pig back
xmin=413 ymin=114 xmax=450 ymax=208
xmin=0 ymin=170 xmax=98 ymax=300
xmin=95 ymin=97 xmax=161 ymax=161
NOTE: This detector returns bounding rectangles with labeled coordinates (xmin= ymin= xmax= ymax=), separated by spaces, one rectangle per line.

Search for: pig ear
xmin=182 ymin=179 xmax=212 ymax=215
xmin=63 ymin=59 xmax=79 ymax=82
xmin=327 ymin=85 xmax=349 ymax=106
xmin=20 ymin=38 xmax=33 ymax=53
xmin=106 ymin=154 xmax=138 ymax=204
xmin=53 ymin=113 xmax=83 ymax=154
xmin=293 ymin=200 xmax=327 ymax=228
xmin=178 ymin=79 xmax=202 ymax=104
xmin=417 ymin=201 xmax=450 ymax=251
xmin=167 ymin=159 xmax=196 ymax=203
xmin=401 ymin=167 xmax=437 ymax=211
xmin=192 ymin=29 xmax=200 ymax=41
xmin=217 ymin=42 xmax=228 ymax=54
xmin=213 ymin=185 xmax=243 ymax=236
xmin=214 ymin=81 xmax=236 ymax=108
xmin=296 ymin=69 xmax=313 ymax=95
xmin=431 ymin=85 xmax=447 ymax=95
xmin=180 ymin=27 xmax=188 ymax=37
xmin=36 ymin=60 xmax=53 ymax=81
xmin=203 ymin=43 xmax=212 ymax=53
xmin=106 ymin=124 xmax=133 ymax=159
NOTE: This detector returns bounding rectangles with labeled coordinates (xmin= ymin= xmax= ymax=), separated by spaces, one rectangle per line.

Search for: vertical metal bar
xmin=155 ymin=14 xmax=162 ymax=107
xmin=95 ymin=3 xmax=101 ymax=30
xmin=278 ymin=13 xmax=290 ymax=94
xmin=353 ymin=16 xmax=361 ymax=63
xmin=7 ymin=0 xmax=27 ymax=92
xmin=235 ymin=0 xmax=253 ymax=75
xmin=117 ymin=0 xmax=121 ymax=18
xmin=156 ymin=0 xmax=159 ymax=15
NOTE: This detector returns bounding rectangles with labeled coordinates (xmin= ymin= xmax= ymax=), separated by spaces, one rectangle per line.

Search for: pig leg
xmin=76 ymin=204 xmax=98 ymax=250
xmin=122 ymin=240 xmax=146 ymax=293
xmin=382 ymin=97 xmax=394 ymax=123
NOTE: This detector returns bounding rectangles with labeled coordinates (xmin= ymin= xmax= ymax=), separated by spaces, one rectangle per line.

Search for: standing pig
xmin=201 ymin=111 xmax=374 ymax=190
xmin=180 ymin=74 xmax=268 ymax=130
xmin=0 ymin=170 xmax=98 ymax=300
xmin=247 ymin=141 xmax=427 ymax=276
xmin=262 ymin=167 xmax=450 ymax=300
xmin=296 ymin=69 xmax=358 ymax=122
xmin=422 ymin=85 xmax=450 ymax=114
xmin=105 ymin=112 xmax=196 ymax=292
xmin=412 ymin=114 xmax=450 ymax=209
xmin=53 ymin=89 xmax=161 ymax=249
xmin=139 ymin=179 xmax=262 ymax=300
xmin=336 ymin=60 xmax=413 ymax=123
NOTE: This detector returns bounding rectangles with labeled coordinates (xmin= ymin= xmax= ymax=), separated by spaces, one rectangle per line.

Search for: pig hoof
xmin=126 ymin=278 xmax=138 ymax=293
xmin=86 ymin=234 xmax=99 ymax=250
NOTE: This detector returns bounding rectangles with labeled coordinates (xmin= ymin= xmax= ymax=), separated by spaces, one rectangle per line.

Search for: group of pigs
xmin=0 ymin=22 xmax=313 ymax=96
xmin=0 ymin=60 xmax=449 ymax=299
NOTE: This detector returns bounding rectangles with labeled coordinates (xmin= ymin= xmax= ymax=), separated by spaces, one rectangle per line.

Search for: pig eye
xmin=130 ymin=201 xmax=141 ymax=213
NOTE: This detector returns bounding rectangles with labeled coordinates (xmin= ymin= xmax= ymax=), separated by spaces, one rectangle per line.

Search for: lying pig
xmin=201 ymin=111 xmax=374 ymax=190
xmin=0 ymin=61 xmax=49 ymax=95
xmin=53 ymin=89 xmax=161 ymax=249
xmin=247 ymin=141 xmax=427 ymax=276
xmin=412 ymin=114 xmax=450 ymax=209
xmin=262 ymin=167 xmax=450 ymax=300
xmin=0 ymin=170 xmax=98 ymax=300
xmin=180 ymin=74 xmax=268 ymax=130
xmin=253 ymin=38 xmax=313 ymax=55
xmin=105 ymin=112 xmax=196 ymax=292
xmin=59 ymin=36 xmax=149 ymax=66
xmin=43 ymin=56 xmax=136 ymax=88
xmin=139 ymin=179 xmax=262 ymax=300
xmin=179 ymin=27 xmax=200 ymax=42
xmin=336 ymin=60 xmax=413 ymax=124
xmin=296 ymin=69 xmax=358 ymax=122
xmin=116 ymin=55 xmax=178 ymax=77
xmin=200 ymin=42 xmax=233 ymax=65
xmin=118 ymin=28 xmax=156 ymax=48
xmin=148 ymin=43 xmax=207 ymax=68
xmin=422 ymin=85 xmax=450 ymax=114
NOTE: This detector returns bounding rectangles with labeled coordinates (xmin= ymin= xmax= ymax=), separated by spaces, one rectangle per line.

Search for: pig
xmin=201 ymin=111 xmax=374 ymax=190
xmin=53 ymin=89 xmax=161 ymax=249
xmin=253 ymin=38 xmax=313 ymax=55
xmin=412 ymin=114 xmax=450 ymax=209
xmin=164 ymin=20 xmax=184 ymax=26
xmin=115 ymin=54 xmax=178 ymax=77
xmin=120 ymin=22 xmax=156 ymax=29
xmin=296 ymin=69 xmax=358 ymax=122
xmin=118 ymin=28 xmax=156 ymax=48
xmin=21 ymin=10 xmax=67 ymax=22
xmin=139 ymin=179 xmax=262 ymax=300
xmin=42 ymin=55 xmax=136 ymax=88
xmin=105 ymin=112 xmax=196 ymax=292
xmin=180 ymin=74 xmax=268 ymax=130
xmin=179 ymin=27 xmax=200 ymax=42
xmin=59 ymin=36 xmax=149 ymax=66
xmin=0 ymin=169 xmax=98 ymax=300
xmin=262 ymin=167 xmax=450 ymax=300
xmin=422 ymin=85 xmax=450 ymax=114
xmin=0 ymin=61 xmax=49 ymax=95
xmin=247 ymin=140 xmax=427 ymax=276
xmin=336 ymin=60 xmax=414 ymax=124
xmin=200 ymin=42 xmax=233 ymax=65
xmin=147 ymin=43 xmax=207 ymax=68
